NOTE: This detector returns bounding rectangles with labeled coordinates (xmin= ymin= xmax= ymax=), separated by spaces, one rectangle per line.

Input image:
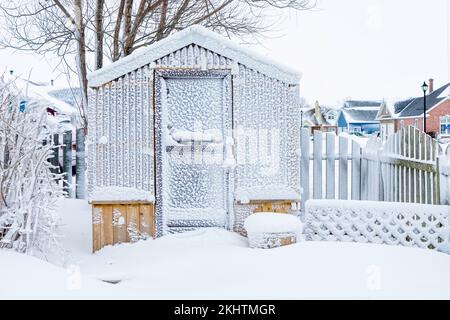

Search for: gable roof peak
xmin=88 ymin=24 xmax=302 ymax=87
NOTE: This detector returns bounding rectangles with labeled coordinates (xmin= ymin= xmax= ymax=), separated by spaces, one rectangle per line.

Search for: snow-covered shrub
xmin=0 ymin=75 xmax=64 ymax=257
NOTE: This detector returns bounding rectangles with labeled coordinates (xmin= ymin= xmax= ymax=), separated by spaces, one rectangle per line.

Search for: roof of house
xmin=88 ymin=25 xmax=302 ymax=87
xmin=343 ymin=100 xmax=382 ymax=109
xmin=301 ymin=105 xmax=337 ymax=126
xmin=394 ymin=98 xmax=414 ymax=114
xmin=339 ymin=100 xmax=382 ymax=124
xmin=341 ymin=108 xmax=380 ymax=124
xmin=12 ymin=77 xmax=79 ymax=116
xmin=47 ymin=88 xmax=81 ymax=110
xmin=394 ymin=83 xmax=450 ymax=118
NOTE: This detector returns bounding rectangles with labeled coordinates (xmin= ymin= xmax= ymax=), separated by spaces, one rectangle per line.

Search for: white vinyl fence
xmin=440 ymin=144 xmax=450 ymax=205
xmin=300 ymin=126 xmax=449 ymax=211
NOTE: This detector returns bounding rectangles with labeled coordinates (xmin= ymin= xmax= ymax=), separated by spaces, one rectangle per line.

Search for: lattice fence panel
xmin=304 ymin=200 xmax=450 ymax=253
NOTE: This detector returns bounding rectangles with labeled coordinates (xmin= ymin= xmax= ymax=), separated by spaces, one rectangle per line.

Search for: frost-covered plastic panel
xmin=232 ymin=65 xmax=301 ymax=203
xmin=155 ymin=70 xmax=232 ymax=235
xmin=155 ymin=44 xmax=233 ymax=70
xmin=87 ymin=66 xmax=154 ymax=200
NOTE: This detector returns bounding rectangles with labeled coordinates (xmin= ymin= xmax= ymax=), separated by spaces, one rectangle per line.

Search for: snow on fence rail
xmin=304 ymin=200 xmax=450 ymax=253
xmin=300 ymin=126 xmax=448 ymax=211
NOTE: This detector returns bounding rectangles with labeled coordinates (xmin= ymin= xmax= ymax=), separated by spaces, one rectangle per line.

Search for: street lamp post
xmin=300 ymin=110 xmax=303 ymax=128
xmin=421 ymin=81 xmax=428 ymax=133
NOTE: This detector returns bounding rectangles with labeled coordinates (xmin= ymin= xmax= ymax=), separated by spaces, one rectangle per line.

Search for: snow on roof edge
xmin=88 ymin=25 xmax=302 ymax=87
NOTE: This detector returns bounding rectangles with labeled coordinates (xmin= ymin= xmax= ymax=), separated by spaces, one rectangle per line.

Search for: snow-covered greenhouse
xmin=87 ymin=25 xmax=302 ymax=251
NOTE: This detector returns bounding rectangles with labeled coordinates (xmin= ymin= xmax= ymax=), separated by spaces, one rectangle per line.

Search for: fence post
xmin=300 ymin=128 xmax=310 ymax=213
xmin=313 ymin=130 xmax=323 ymax=199
xmin=50 ymin=134 xmax=60 ymax=176
xmin=361 ymin=146 xmax=368 ymax=200
xmin=76 ymin=128 xmax=86 ymax=199
xmin=351 ymin=140 xmax=361 ymax=200
xmin=63 ymin=130 xmax=73 ymax=198
xmin=436 ymin=155 xmax=441 ymax=205
xmin=339 ymin=135 xmax=348 ymax=199
xmin=326 ymin=132 xmax=335 ymax=199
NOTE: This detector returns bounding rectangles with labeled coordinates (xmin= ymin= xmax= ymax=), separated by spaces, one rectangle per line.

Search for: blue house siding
xmin=337 ymin=112 xmax=348 ymax=129
xmin=338 ymin=112 xmax=380 ymax=134
xmin=348 ymin=123 xmax=380 ymax=134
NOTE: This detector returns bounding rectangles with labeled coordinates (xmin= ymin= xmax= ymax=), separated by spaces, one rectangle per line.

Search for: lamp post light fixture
xmin=421 ymin=81 xmax=428 ymax=133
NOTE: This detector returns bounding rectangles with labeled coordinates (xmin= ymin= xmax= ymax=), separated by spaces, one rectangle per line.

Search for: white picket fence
xmin=441 ymin=144 xmax=450 ymax=205
xmin=300 ymin=126 xmax=449 ymax=211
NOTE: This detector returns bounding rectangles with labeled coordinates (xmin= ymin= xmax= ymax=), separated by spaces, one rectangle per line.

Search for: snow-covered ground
xmin=2 ymin=198 xmax=450 ymax=299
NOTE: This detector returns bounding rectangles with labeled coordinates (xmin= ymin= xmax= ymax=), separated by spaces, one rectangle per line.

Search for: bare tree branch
xmin=0 ymin=0 xmax=315 ymax=129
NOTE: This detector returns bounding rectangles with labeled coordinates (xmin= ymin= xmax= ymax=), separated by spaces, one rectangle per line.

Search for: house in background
xmin=300 ymin=101 xmax=338 ymax=134
xmin=337 ymin=100 xmax=382 ymax=135
xmin=376 ymin=101 xmax=396 ymax=141
xmin=377 ymin=79 xmax=450 ymax=141
xmin=8 ymin=73 xmax=81 ymax=133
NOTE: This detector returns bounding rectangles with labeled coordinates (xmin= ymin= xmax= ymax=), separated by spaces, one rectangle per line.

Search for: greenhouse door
xmin=155 ymin=70 xmax=233 ymax=234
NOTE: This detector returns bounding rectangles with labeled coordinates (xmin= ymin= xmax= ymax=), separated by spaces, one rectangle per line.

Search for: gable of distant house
xmin=337 ymin=100 xmax=382 ymax=134
xmin=301 ymin=101 xmax=338 ymax=134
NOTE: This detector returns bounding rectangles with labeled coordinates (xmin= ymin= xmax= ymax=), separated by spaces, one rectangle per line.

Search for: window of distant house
xmin=440 ymin=115 xmax=450 ymax=135
xmin=414 ymin=119 xmax=419 ymax=128
xmin=327 ymin=112 xmax=336 ymax=121
xmin=352 ymin=127 xmax=361 ymax=133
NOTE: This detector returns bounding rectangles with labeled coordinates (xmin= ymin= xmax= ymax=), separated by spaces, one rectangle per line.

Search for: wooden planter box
xmin=91 ymin=201 xmax=155 ymax=252
xmin=247 ymin=231 xmax=298 ymax=249
xmin=244 ymin=211 xmax=303 ymax=249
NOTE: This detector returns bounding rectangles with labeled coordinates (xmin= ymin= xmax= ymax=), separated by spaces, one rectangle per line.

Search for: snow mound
xmin=6 ymin=198 xmax=450 ymax=299
xmin=89 ymin=186 xmax=155 ymax=202
xmin=0 ymin=250 xmax=118 ymax=299
xmin=244 ymin=212 xmax=303 ymax=234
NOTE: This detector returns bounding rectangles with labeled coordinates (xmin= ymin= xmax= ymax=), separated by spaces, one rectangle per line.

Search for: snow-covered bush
xmin=0 ymin=75 xmax=64 ymax=257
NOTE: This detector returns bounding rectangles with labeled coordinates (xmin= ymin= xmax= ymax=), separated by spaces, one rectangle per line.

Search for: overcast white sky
xmin=0 ymin=0 xmax=448 ymax=106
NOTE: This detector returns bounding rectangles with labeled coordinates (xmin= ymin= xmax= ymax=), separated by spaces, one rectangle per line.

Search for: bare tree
xmin=0 ymin=0 xmax=315 ymax=125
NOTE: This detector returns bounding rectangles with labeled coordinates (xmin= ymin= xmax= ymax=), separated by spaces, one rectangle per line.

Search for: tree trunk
xmin=121 ymin=0 xmax=134 ymax=56
xmin=74 ymin=0 xmax=88 ymax=128
xmin=94 ymin=0 xmax=105 ymax=70
xmin=112 ymin=0 xmax=126 ymax=61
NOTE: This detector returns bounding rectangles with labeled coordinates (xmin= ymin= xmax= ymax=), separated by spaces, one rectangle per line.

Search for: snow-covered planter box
xmin=244 ymin=213 xmax=303 ymax=249
xmin=305 ymin=200 xmax=450 ymax=254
